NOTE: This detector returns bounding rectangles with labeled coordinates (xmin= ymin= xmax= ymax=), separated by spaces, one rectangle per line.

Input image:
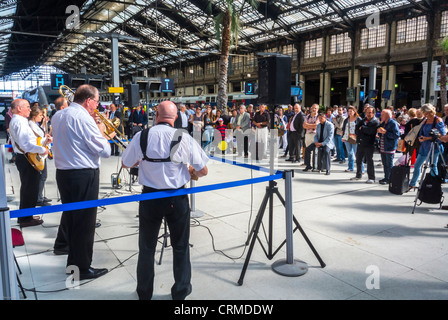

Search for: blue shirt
xmin=418 ymin=117 xmax=446 ymax=156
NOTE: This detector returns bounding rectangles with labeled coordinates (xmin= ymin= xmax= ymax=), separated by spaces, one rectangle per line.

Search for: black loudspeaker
xmin=124 ymin=84 xmax=139 ymax=107
xmin=257 ymin=54 xmax=292 ymax=105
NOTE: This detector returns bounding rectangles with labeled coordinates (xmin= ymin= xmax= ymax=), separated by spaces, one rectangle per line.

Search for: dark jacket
xmin=174 ymin=110 xmax=182 ymax=129
xmin=109 ymin=109 xmax=122 ymax=121
xmin=130 ymin=108 xmax=148 ymax=126
xmin=355 ymin=116 xmax=380 ymax=147
xmin=289 ymin=111 xmax=304 ymax=136
xmin=379 ymin=119 xmax=400 ymax=152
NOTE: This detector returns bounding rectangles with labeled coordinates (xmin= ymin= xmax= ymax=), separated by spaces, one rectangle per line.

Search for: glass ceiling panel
xmin=9 ymin=0 xmax=420 ymax=76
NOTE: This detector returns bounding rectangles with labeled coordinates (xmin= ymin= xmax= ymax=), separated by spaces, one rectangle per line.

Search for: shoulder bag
xmin=404 ymin=119 xmax=425 ymax=147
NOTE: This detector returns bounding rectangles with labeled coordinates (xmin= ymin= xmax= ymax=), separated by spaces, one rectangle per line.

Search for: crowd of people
xmin=5 ymin=86 xmax=448 ymax=299
xmin=7 ymin=95 xmax=448 ymax=206
xmin=174 ymin=101 xmax=448 ymax=189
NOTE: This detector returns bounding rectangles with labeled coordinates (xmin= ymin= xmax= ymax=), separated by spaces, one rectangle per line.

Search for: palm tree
xmin=439 ymin=36 xmax=448 ymax=108
xmin=210 ymin=0 xmax=259 ymax=113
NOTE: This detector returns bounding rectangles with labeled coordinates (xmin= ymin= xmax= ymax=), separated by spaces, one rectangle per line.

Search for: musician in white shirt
xmin=122 ymin=100 xmax=208 ymax=300
xmin=51 ymin=84 xmax=113 ymax=280
xmin=28 ymin=105 xmax=53 ymax=207
xmin=9 ymin=99 xmax=49 ymax=227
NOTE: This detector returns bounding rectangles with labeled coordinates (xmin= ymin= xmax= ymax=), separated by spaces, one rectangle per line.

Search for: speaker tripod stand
xmin=157 ymin=219 xmax=170 ymax=265
xmin=237 ymin=110 xmax=326 ymax=286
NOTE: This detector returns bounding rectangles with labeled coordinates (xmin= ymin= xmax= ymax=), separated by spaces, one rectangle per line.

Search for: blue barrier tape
xmin=208 ymin=154 xmax=282 ymax=175
xmin=9 ymin=172 xmax=283 ymax=219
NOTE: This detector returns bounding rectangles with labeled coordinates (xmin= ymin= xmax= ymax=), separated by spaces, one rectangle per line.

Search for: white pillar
xmin=421 ymin=61 xmax=438 ymax=106
xmin=382 ymin=65 xmax=396 ymax=107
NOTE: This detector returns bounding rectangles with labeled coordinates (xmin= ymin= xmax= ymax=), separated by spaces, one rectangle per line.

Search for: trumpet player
xmin=51 ymin=84 xmax=115 ymax=280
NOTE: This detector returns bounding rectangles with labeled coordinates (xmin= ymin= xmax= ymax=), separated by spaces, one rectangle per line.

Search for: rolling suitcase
xmin=389 ymin=165 xmax=410 ymax=195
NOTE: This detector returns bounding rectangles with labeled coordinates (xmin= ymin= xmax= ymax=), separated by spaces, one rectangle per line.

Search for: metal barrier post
xmin=190 ymin=179 xmax=204 ymax=218
xmin=271 ymin=170 xmax=308 ymax=276
xmin=0 ymin=144 xmax=19 ymax=299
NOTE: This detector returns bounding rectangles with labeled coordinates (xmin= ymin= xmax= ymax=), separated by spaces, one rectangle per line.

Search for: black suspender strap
xmin=139 ymin=126 xmax=183 ymax=163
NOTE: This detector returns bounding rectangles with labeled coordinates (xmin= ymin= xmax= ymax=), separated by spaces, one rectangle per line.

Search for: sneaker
xmin=350 ymin=176 xmax=361 ymax=181
xmin=366 ymin=179 xmax=375 ymax=184
xmin=344 ymin=169 xmax=353 ymax=172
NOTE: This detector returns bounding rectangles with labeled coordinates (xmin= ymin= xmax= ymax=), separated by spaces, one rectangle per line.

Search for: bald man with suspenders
xmin=122 ymin=100 xmax=208 ymax=300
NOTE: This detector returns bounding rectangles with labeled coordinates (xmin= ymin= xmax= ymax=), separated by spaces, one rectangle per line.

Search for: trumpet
xmin=59 ymin=85 xmax=75 ymax=104
xmin=94 ymin=109 xmax=129 ymax=151
xmin=59 ymin=85 xmax=129 ymax=151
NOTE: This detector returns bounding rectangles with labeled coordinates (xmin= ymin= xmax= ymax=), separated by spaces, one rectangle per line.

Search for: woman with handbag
xmin=342 ymin=106 xmax=362 ymax=172
xmin=403 ymin=108 xmax=424 ymax=165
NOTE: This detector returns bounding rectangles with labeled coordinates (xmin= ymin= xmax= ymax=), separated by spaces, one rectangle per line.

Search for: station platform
xmin=4 ymin=144 xmax=448 ymax=302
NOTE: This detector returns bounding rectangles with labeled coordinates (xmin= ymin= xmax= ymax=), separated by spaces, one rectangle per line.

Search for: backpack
xmin=418 ymin=172 xmax=444 ymax=205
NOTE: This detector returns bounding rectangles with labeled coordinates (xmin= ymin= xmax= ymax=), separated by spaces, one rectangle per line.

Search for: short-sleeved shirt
xmin=305 ymin=114 xmax=318 ymax=134
xmin=122 ymin=124 xmax=209 ymax=189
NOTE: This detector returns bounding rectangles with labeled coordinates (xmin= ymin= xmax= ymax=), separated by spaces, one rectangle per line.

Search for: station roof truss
xmin=0 ymin=0 xmax=435 ymax=80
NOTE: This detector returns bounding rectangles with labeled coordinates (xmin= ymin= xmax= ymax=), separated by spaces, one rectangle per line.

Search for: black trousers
xmin=137 ymin=186 xmax=191 ymax=300
xmin=110 ymin=141 xmax=119 ymax=155
xmin=15 ymin=154 xmax=41 ymax=223
xmin=288 ymin=131 xmax=302 ymax=160
xmin=356 ymin=144 xmax=375 ymax=180
xmin=54 ymin=168 xmax=99 ymax=270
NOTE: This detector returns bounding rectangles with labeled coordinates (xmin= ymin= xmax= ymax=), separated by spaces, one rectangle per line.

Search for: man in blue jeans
xmin=377 ymin=109 xmax=400 ymax=185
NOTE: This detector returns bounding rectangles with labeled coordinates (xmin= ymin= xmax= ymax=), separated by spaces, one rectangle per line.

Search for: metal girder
xmin=406 ymin=0 xmax=432 ymax=11
xmin=149 ymin=0 xmax=213 ymax=42
xmin=0 ymin=0 xmax=436 ymax=78
xmin=324 ymin=0 xmax=355 ymax=29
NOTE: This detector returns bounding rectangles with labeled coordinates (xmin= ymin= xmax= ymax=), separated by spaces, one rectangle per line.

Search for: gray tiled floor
xmin=4 ymin=145 xmax=448 ymax=301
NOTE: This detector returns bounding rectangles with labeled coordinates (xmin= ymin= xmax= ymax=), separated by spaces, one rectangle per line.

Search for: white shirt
xmin=290 ymin=112 xmax=299 ymax=132
xmin=122 ymin=124 xmax=208 ymax=189
xmin=180 ymin=111 xmax=188 ymax=128
xmin=9 ymin=114 xmax=46 ymax=155
xmin=51 ymin=102 xmax=111 ymax=170
xmin=29 ymin=120 xmax=44 ymax=138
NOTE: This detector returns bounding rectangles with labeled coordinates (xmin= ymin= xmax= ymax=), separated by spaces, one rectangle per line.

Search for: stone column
xmin=319 ymin=72 xmax=331 ymax=108
xmin=348 ymin=68 xmax=361 ymax=107
xmin=381 ymin=65 xmax=396 ymax=107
